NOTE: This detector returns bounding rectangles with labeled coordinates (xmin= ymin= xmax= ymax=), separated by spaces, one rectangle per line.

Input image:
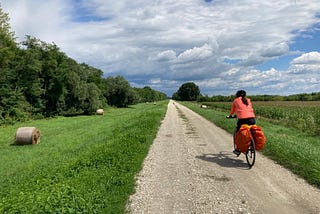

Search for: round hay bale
xmin=96 ymin=109 xmax=104 ymax=115
xmin=15 ymin=127 xmax=41 ymax=145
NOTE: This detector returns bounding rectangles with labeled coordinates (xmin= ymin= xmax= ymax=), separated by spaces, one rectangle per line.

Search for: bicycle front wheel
xmin=246 ymin=139 xmax=256 ymax=168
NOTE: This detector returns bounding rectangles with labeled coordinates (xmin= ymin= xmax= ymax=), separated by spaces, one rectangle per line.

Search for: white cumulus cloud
xmin=291 ymin=51 xmax=320 ymax=64
xmin=1 ymin=0 xmax=320 ymax=95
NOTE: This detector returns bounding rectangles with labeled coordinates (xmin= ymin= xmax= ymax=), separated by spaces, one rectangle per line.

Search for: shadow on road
xmin=196 ymin=151 xmax=249 ymax=169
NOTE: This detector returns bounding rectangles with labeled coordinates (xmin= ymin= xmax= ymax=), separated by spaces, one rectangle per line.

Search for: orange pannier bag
xmin=235 ymin=124 xmax=252 ymax=152
xmin=250 ymin=125 xmax=266 ymax=151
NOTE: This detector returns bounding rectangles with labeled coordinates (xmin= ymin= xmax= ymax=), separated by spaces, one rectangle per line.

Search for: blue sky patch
xmin=72 ymin=14 xmax=110 ymax=23
xmin=258 ymin=24 xmax=320 ymax=71
xmin=257 ymin=55 xmax=298 ymax=71
xmin=223 ymin=58 xmax=242 ymax=65
xmin=290 ymin=26 xmax=320 ymax=52
xmin=70 ymin=0 xmax=110 ymax=23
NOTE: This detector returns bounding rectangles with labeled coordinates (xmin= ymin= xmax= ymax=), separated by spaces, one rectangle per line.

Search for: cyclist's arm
xmin=230 ymin=101 xmax=236 ymax=116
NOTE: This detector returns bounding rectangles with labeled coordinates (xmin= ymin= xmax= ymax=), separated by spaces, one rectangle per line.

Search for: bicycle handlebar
xmin=226 ymin=115 xmax=237 ymax=119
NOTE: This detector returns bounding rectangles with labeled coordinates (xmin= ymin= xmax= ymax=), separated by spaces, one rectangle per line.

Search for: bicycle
xmin=226 ymin=115 xmax=256 ymax=168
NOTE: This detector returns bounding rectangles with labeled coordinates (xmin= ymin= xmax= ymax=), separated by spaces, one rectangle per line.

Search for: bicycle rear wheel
xmin=246 ymin=139 xmax=256 ymax=168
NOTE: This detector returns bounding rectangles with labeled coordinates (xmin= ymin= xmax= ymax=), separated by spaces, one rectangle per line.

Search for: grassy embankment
xmin=181 ymin=101 xmax=320 ymax=188
xmin=0 ymin=101 xmax=168 ymax=213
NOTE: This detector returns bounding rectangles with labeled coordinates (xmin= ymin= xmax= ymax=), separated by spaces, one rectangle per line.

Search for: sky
xmin=1 ymin=0 xmax=320 ymax=96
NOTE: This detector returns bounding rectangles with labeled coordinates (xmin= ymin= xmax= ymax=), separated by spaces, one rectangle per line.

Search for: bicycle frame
xmin=228 ymin=116 xmax=256 ymax=168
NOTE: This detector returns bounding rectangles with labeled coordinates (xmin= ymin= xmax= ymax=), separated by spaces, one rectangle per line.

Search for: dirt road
xmin=127 ymin=100 xmax=320 ymax=213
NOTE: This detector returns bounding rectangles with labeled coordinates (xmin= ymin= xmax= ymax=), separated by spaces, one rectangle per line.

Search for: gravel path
xmin=127 ymin=100 xmax=320 ymax=214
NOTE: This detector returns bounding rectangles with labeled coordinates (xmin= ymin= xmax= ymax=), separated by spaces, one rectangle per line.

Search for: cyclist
xmin=228 ymin=90 xmax=256 ymax=156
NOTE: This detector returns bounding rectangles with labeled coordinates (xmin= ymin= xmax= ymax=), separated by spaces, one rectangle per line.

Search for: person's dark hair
xmin=236 ymin=90 xmax=248 ymax=106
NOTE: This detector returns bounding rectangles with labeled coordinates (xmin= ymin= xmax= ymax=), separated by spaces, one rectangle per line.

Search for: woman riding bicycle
xmin=228 ymin=90 xmax=256 ymax=156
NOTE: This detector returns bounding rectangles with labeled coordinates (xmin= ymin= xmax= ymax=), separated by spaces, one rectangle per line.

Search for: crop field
xmin=200 ymin=101 xmax=320 ymax=135
xmin=0 ymin=101 xmax=168 ymax=213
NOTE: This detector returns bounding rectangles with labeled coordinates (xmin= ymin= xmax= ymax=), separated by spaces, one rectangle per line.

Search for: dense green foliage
xmin=104 ymin=76 xmax=134 ymax=107
xmin=172 ymin=82 xmax=200 ymax=101
xmin=0 ymin=101 xmax=168 ymax=213
xmin=103 ymin=79 xmax=167 ymax=107
xmin=133 ymin=86 xmax=167 ymax=103
xmin=181 ymin=101 xmax=320 ymax=188
xmin=0 ymin=6 xmax=166 ymax=125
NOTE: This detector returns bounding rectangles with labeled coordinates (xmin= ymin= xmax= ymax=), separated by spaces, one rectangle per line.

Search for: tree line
xmin=0 ymin=6 xmax=166 ymax=125
xmin=198 ymin=92 xmax=320 ymax=102
xmin=171 ymin=82 xmax=320 ymax=102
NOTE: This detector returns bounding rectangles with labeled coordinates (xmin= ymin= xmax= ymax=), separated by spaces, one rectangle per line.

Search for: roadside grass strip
xmin=0 ymin=101 xmax=168 ymax=213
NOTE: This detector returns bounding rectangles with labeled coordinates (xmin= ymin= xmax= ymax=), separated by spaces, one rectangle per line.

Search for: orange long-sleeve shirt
xmin=230 ymin=97 xmax=255 ymax=119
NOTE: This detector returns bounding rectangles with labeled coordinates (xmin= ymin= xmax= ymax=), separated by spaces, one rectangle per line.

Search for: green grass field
xmin=1 ymin=99 xmax=319 ymax=213
xmin=181 ymin=101 xmax=320 ymax=188
xmin=0 ymin=101 xmax=168 ymax=213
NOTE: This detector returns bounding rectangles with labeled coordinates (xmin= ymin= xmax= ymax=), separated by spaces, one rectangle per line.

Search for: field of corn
xmin=201 ymin=101 xmax=320 ymax=136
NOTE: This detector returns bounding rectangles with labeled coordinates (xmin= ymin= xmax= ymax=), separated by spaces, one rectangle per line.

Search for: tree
xmin=0 ymin=5 xmax=16 ymax=53
xmin=0 ymin=90 xmax=31 ymax=124
xmin=174 ymin=82 xmax=200 ymax=101
xmin=0 ymin=5 xmax=17 ymax=84
xmin=0 ymin=5 xmax=29 ymax=123
xmin=104 ymin=76 xmax=134 ymax=107
xmin=171 ymin=92 xmax=180 ymax=100
xmin=19 ymin=36 xmax=106 ymax=116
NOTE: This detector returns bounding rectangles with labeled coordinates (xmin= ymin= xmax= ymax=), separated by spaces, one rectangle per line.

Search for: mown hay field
xmin=0 ymin=101 xmax=168 ymax=213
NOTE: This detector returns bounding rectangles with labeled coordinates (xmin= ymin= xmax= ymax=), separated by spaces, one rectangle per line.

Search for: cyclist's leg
xmin=233 ymin=148 xmax=241 ymax=156
xmin=233 ymin=123 xmax=241 ymax=155
xmin=233 ymin=118 xmax=255 ymax=155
